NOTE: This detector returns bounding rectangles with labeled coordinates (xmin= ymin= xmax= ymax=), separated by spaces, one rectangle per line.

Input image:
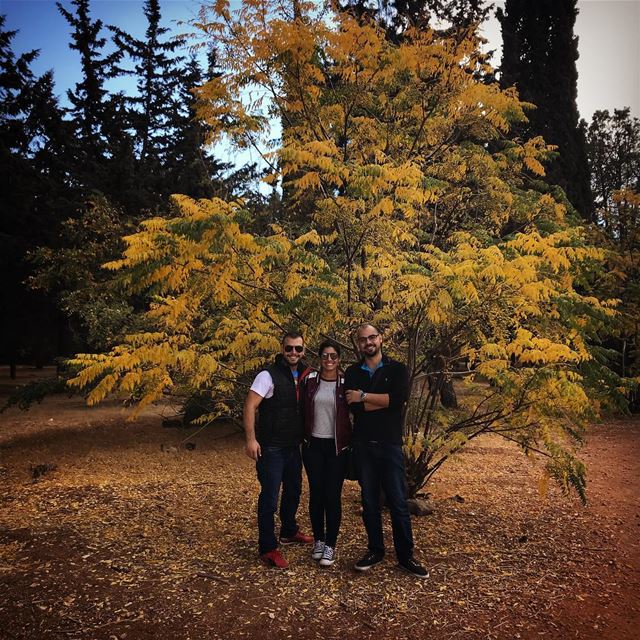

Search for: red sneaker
xmin=260 ymin=549 xmax=289 ymax=569
xmin=279 ymin=530 xmax=313 ymax=545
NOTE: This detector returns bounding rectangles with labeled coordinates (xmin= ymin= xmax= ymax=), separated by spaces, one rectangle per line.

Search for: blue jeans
xmin=256 ymin=445 xmax=302 ymax=554
xmin=354 ymin=441 xmax=414 ymax=562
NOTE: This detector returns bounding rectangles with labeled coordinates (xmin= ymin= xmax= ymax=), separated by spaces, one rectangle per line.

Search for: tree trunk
xmin=440 ymin=377 xmax=458 ymax=408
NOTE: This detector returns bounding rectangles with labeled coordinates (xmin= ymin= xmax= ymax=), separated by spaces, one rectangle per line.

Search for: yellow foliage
xmin=66 ymin=1 xmax=615 ymax=505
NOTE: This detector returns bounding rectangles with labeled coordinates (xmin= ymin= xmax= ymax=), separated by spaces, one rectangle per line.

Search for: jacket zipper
xmin=334 ymin=377 xmax=339 ymax=455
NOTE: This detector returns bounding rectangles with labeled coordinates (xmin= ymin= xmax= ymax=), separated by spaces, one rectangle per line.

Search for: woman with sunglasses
xmin=302 ymin=339 xmax=352 ymax=567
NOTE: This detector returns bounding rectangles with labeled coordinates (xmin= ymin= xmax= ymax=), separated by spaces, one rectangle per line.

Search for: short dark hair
xmin=356 ymin=322 xmax=381 ymax=336
xmin=281 ymin=331 xmax=304 ymax=345
xmin=318 ymin=339 xmax=341 ymax=357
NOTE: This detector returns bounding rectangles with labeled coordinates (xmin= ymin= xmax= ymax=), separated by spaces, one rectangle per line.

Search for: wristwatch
xmin=360 ymin=390 xmax=367 ymax=402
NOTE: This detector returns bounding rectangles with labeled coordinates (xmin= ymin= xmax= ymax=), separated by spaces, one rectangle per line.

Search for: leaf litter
xmin=0 ymin=395 xmax=638 ymax=639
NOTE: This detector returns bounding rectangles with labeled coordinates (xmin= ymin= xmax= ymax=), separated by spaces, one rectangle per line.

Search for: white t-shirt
xmin=250 ymin=370 xmax=275 ymax=398
xmin=250 ymin=368 xmax=300 ymax=399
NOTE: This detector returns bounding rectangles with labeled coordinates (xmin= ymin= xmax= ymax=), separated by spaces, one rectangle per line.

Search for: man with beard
xmin=243 ymin=331 xmax=313 ymax=568
xmin=345 ymin=323 xmax=428 ymax=578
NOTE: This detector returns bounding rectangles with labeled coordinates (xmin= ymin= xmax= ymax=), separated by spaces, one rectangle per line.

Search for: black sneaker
xmin=398 ymin=556 xmax=429 ymax=578
xmin=354 ymin=551 xmax=384 ymax=571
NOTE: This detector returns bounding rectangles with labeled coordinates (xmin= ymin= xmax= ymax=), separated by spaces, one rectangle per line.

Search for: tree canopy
xmin=1 ymin=0 xmax=253 ymax=368
xmin=584 ymin=108 xmax=640 ymax=402
xmin=65 ymin=0 xmax=625 ymax=500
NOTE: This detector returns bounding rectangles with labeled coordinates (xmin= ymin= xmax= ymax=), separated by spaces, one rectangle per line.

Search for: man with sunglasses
xmin=243 ymin=331 xmax=313 ymax=568
xmin=345 ymin=323 xmax=428 ymax=578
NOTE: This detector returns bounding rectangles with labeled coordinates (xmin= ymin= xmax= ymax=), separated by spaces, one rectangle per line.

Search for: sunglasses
xmin=320 ymin=352 xmax=339 ymax=360
xmin=284 ymin=345 xmax=304 ymax=353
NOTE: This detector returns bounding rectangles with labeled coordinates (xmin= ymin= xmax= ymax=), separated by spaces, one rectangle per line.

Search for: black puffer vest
xmin=256 ymin=356 xmax=306 ymax=446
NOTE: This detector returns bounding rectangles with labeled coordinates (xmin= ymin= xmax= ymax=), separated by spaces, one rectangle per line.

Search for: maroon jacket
xmin=302 ymin=370 xmax=352 ymax=454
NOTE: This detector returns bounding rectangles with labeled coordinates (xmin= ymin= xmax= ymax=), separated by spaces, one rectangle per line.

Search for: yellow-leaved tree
xmin=69 ymin=0 xmax=618 ymax=501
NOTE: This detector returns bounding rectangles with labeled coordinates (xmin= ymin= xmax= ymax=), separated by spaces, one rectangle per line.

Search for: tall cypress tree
xmin=498 ymin=0 xmax=594 ymax=219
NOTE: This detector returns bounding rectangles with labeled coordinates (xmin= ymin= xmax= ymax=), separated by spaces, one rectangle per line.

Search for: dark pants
xmin=256 ymin=445 xmax=302 ymax=554
xmin=354 ymin=440 xmax=414 ymax=562
xmin=302 ymin=437 xmax=348 ymax=547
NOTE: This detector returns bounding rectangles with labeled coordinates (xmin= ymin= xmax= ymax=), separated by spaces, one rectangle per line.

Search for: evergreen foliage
xmin=56 ymin=0 xmax=122 ymax=184
xmin=585 ymin=108 xmax=640 ymax=224
xmin=1 ymin=1 xmax=248 ymax=368
xmin=164 ymin=52 xmax=227 ymax=201
xmin=338 ymin=0 xmax=492 ymax=39
xmin=497 ymin=0 xmax=593 ymax=220
xmin=0 ymin=16 xmax=73 ymax=372
xmin=584 ymin=108 xmax=640 ymax=405
xmin=110 ymin=0 xmax=184 ymax=196
xmin=30 ymin=196 xmax=138 ymax=352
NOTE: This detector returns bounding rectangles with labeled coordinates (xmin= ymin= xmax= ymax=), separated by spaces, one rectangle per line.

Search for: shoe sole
xmin=397 ymin=564 xmax=429 ymax=579
xmin=262 ymin=562 xmax=288 ymax=569
xmin=319 ymin=560 xmax=335 ymax=567
xmin=260 ymin=557 xmax=288 ymax=569
xmin=354 ymin=561 xmax=383 ymax=572
xmin=280 ymin=540 xmax=312 ymax=546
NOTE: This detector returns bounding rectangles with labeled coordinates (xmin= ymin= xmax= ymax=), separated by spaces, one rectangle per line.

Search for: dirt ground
xmin=1 ymin=369 xmax=639 ymax=639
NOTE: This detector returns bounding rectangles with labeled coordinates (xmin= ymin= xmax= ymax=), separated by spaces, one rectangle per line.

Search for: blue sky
xmin=1 ymin=0 xmax=263 ymax=169
xmin=2 ymin=0 xmax=203 ymax=100
xmin=482 ymin=1 xmax=640 ymax=121
xmin=2 ymin=0 xmax=639 ymax=124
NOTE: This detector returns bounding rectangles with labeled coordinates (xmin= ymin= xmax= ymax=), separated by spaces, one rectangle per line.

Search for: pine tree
xmin=56 ymin=0 xmax=122 ymax=184
xmin=497 ymin=0 xmax=593 ymax=219
xmin=0 ymin=16 xmax=73 ymax=374
xmin=110 ymin=0 xmax=184 ymax=207
xmin=164 ymin=52 xmax=226 ymax=200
